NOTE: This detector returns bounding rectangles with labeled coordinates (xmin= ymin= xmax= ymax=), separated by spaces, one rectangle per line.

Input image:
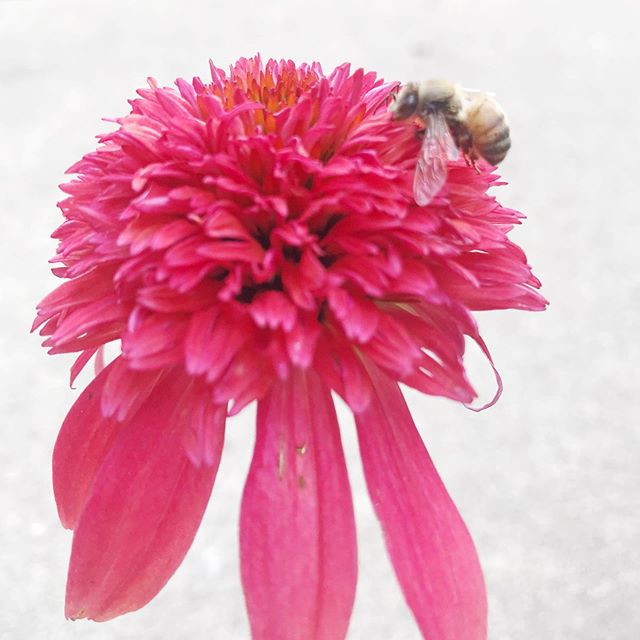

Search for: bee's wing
xmin=413 ymin=112 xmax=456 ymax=206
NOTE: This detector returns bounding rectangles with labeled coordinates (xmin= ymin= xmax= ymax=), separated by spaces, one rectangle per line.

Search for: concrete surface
xmin=1 ymin=0 xmax=638 ymax=638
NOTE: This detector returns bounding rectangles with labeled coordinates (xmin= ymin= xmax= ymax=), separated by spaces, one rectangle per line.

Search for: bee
xmin=389 ymin=79 xmax=511 ymax=205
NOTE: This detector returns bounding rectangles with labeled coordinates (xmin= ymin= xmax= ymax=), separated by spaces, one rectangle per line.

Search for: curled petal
xmin=240 ymin=368 xmax=357 ymax=640
xmin=65 ymin=370 xmax=225 ymax=621
xmin=463 ymin=333 xmax=503 ymax=412
xmin=354 ymin=363 xmax=487 ymax=640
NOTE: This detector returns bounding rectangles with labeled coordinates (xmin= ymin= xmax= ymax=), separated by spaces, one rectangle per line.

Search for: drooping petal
xmin=240 ymin=367 xmax=357 ymax=640
xmin=354 ymin=364 xmax=487 ymax=640
xmin=65 ymin=370 xmax=225 ymax=621
xmin=53 ymin=360 xmax=123 ymax=529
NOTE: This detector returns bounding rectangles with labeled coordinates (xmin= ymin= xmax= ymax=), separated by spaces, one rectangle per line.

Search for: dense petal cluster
xmin=35 ymin=55 xmax=545 ymax=639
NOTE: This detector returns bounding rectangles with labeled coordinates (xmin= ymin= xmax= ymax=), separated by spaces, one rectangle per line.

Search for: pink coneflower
xmin=34 ymin=55 xmax=546 ymax=639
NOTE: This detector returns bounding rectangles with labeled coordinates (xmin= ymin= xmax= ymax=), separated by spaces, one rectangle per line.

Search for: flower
xmin=34 ymin=55 xmax=546 ymax=639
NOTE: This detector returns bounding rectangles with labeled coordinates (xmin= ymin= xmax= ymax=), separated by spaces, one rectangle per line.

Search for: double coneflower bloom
xmin=34 ymin=56 xmax=545 ymax=639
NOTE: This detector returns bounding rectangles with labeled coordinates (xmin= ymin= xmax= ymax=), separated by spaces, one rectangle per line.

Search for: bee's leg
xmin=460 ymin=149 xmax=476 ymax=169
xmin=465 ymin=154 xmax=482 ymax=175
xmin=464 ymin=147 xmax=481 ymax=173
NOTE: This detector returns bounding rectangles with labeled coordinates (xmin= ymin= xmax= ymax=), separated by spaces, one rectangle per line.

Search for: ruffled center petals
xmin=65 ymin=369 xmax=226 ymax=621
xmin=240 ymin=368 xmax=357 ymax=640
xmin=354 ymin=362 xmax=487 ymax=640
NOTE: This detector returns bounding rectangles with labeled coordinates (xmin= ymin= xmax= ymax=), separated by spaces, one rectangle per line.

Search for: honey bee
xmin=389 ymin=79 xmax=511 ymax=206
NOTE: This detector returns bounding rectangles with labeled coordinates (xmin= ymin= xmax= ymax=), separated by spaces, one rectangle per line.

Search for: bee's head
xmin=389 ymin=83 xmax=419 ymax=120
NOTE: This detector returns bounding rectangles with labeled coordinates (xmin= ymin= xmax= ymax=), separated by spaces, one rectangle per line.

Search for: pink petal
xmin=94 ymin=345 xmax=106 ymax=375
xmin=284 ymin=312 xmax=321 ymax=368
xmin=327 ymin=288 xmax=379 ymax=343
xmin=354 ymin=364 xmax=487 ymax=640
xmin=53 ymin=360 xmax=123 ymax=529
xmin=100 ymin=357 xmax=164 ymax=421
xmin=65 ymin=370 xmax=225 ymax=621
xmin=69 ymin=347 xmax=99 ymax=387
xmin=185 ymin=308 xmax=249 ymax=381
xmin=212 ymin=348 xmax=273 ymax=415
xmin=240 ymin=368 xmax=357 ymax=640
xmin=179 ymin=385 xmax=228 ymax=468
xmin=249 ymin=290 xmax=297 ymax=331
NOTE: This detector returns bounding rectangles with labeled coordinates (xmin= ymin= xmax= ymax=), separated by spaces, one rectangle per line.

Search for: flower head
xmin=34 ymin=55 xmax=545 ymax=639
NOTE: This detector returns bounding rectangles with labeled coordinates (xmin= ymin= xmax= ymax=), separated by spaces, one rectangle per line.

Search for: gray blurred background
xmin=1 ymin=0 xmax=638 ymax=638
